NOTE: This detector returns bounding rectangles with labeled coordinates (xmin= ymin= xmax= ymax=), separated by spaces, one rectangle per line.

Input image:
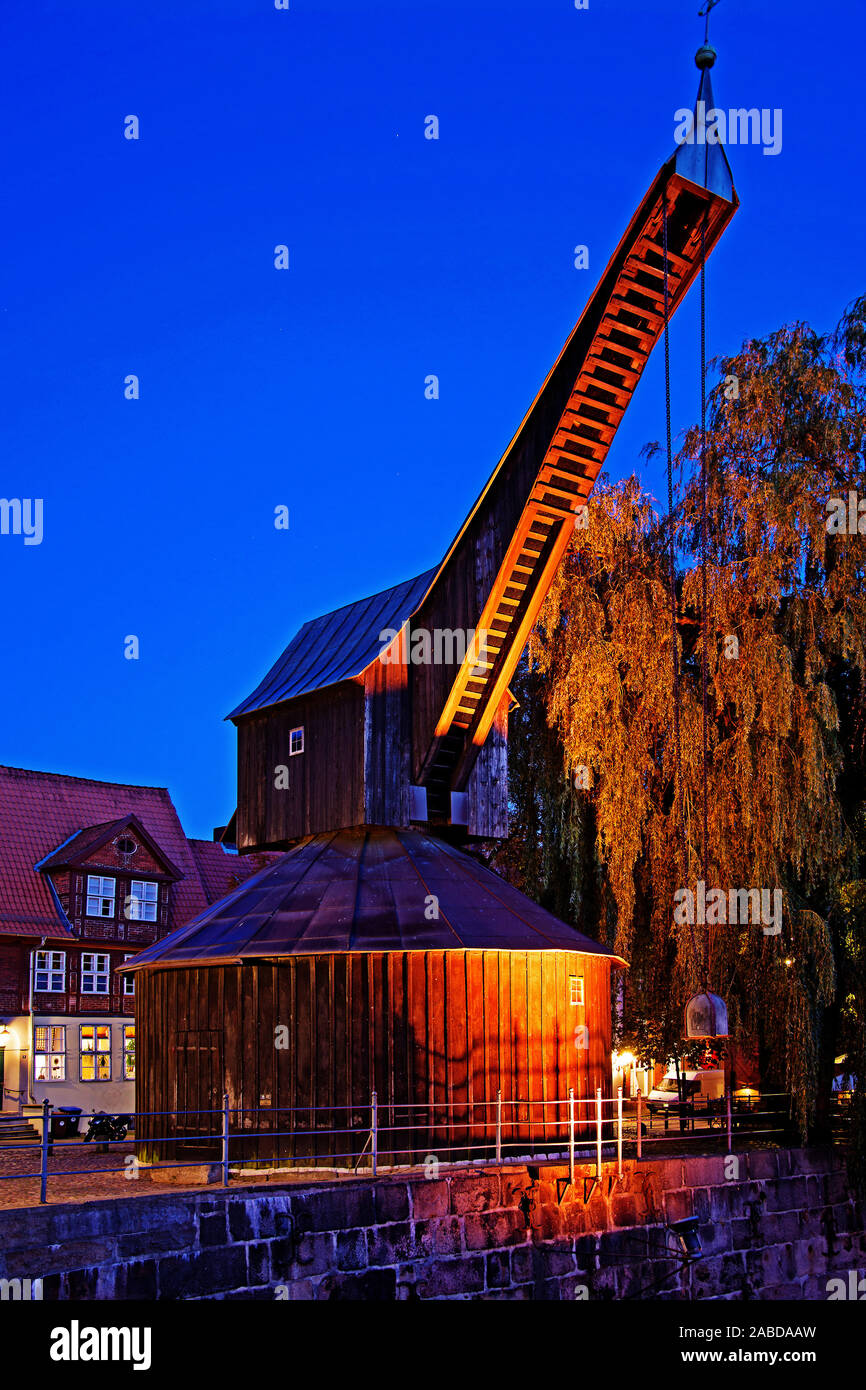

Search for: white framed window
xmin=289 ymin=726 xmax=304 ymax=755
xmin=34 ymin=950 xmax=66 ymax=992
xmin=34 ymin=1025 xmax=66 ymax=1081
xmin=80 ymin=1025 xmax=111 ymax=1081
xmin=127 ymin=880 xmax=158 ymax=922
xmin=569 ymin=975 xmax=585 ymax=1007
xmin=80 ymin=952 xmax=111 ymax=994
xmin=123 ymin=954 xmax=136 ymax=995
xmin=86 ymin=875 xmax=116 ymax=918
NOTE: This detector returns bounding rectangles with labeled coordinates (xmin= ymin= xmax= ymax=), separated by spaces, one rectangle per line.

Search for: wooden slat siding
xmin=499 ymin=952 xmax=513 ymax=1147
xmin=467 ymin=952 xmax=485 ymax=1145
xmin=483 ymin=951 xmax=499 ymax=1143
xmin=363 ymin=628 xmax=410 ymax=828
xmin=466 ymin=691 xmax=509 ymax=838
xmin=235 ymin=681 xmax=365 ymax=849
xmin=446 ymin=951 xmax=467 ymax=1155
xmin=409 ymin=952 xmax=428 ymax=1160
xmin=430 ymin=951 xmax=447 ymax=1147
xmin=511 ymin=952 xmax=527 ymax=1134
xmin=135 ymin=951 xmax=616 ymax=1166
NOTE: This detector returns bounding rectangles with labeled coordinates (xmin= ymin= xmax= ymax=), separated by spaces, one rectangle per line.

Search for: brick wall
xmin=0 ymin=1148 xmax=862 ymax=1300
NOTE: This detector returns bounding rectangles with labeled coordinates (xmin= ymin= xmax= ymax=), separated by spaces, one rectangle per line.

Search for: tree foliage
xmin=500 ymin=298 xmax=866 ymax=1156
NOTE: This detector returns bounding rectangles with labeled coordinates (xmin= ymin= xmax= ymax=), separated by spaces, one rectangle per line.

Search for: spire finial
xmin=696 ymin=0 xmax=721 ymax=69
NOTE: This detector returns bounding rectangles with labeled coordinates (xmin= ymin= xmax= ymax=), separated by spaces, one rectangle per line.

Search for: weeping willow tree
xmin=500 ymin=297 xmax=866 ymax=1159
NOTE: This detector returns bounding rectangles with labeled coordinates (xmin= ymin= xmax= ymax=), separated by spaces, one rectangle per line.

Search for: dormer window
xmin=289 ymin=727 xmax=304 ymax=756
xmin=86 ymin=875 xmax=116 ymax=918
xmin=128 ymin=880 xmax=158 ymax=922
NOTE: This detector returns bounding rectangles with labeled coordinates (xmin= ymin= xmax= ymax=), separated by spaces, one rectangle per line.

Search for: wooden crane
xmin=228 ymin=57 xmax=738 ymax=847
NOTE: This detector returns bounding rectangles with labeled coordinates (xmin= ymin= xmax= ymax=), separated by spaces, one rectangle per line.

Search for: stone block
xmin=295 ymin=1185 xmax=375 ymax=1232
xmin=450 ymin=1173 xmax=500 ymax=1215
xmin=228 ymin=1202 xmax=256 ymax=1242
xmin=366 ymin=1222 xmax=415 ymax=1267
xmin=764 ymin=1177 xmax=808 ymax=1213
xmin=463 ymin=1209 xmax=527 ymax=1252
xmin=335 ymin=1227 xmax=368 ymax=1271
xmin=247 ymin=1241 xmax=271 ymax=1286
xmin=485 ymin=1250 xmax=510 ymax=1288
xmin=117 ymin=1222 xmax=195 ymax=1258
xmin=414 ymin=1217 xmax=463 ymax=1258
xmin=315 ymin=1268 xmax=397 ymax=1300
xmin=149 ymin=1163 xmax=220 ymax=1185
xmin=374 ymin=1182 xmax=410 ymax=1225
xmin=199 ymin=1212 xmax=228 ymax=1247
xmin=416 ymin=1256 xmax=485 ymax=1298
xmin=747 ymin=1149 xmax=779 ymax=1180
xmin=664 ymin=1188 xmax=694 ymax=1224
xmin=159 ymin=1245 xmax=248 ymax=1299
xmin=612 ymin=1195 xmax=638 ymax=1227
xmin=117 ymin=1259 xmax=159 ymax=1300
xmin=290 ymin=1230 xmax=337 ymax=1277
xmin=411 ymin=1180 xmax=450 ymax=1220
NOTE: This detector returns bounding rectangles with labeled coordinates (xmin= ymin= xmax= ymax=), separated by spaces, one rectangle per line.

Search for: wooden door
xmin=173 ymin=1029 xmax=223 ymax=1152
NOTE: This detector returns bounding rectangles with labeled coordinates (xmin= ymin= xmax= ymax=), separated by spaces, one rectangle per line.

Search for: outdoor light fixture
xmin=668 ymin=1217 xmax=703 ymax=1259
xmin=0 ymin=1024 xmax=10 ymax=1043
xmin=684 ymin=991 xmax=728 ymax=1039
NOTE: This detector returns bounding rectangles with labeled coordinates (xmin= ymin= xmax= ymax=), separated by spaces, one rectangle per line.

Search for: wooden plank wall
xmin=466 ymin=692 xmax=509 ymax=838
xmin=235 ymin=682 xmax=365 ymax=848
xmin=363 ymin=628 xmax=411 ymax=828
xmin=135 ymin=951 xmax=613 ymax=1166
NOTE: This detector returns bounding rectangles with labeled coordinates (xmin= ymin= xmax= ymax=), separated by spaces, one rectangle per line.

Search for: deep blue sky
xmin=1 ymin=0 xmax=862 ymax=839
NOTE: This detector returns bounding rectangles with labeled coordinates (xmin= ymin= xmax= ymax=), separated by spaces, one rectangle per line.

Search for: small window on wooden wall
xmin=289 ymin=727 xmax=304 ymax=755
xmin=569 ymin=975 xmax=584 ymax=1006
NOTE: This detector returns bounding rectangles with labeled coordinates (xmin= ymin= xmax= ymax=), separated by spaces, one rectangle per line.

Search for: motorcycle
xmin=83 ymin=1111 xmax=131 ymax=1151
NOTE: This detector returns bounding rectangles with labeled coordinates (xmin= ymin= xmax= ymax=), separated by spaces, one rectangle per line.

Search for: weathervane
xmin=698 ymin=0 xmax=722 ymax=40
xmin=696 ymin=0 xmax=721 ymax=69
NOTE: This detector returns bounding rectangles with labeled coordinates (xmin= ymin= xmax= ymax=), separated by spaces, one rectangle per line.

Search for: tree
xmin=500 ymin=297 xmax=866 ymax=1162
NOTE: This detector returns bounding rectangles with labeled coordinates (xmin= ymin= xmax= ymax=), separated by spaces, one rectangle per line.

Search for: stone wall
xmin=0 ymin=1148 xmax=863 ymax=1300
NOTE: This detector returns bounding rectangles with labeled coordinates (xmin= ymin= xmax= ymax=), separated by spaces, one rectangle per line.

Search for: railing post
xmin=40 ymin=1098 xmax=51 ymax=1204
xmin=371 ymin=1091 xmax=378 ymax=1176
xmin=726 ymin=1088 xmax=733 ymax=1152
xmin=568 ymin=1088 xmax=575 ymax=1187
xmin=636 ymin=1090 xmax=642 ymax=1160
xmin=617 ymin=1086 xmax=623 ymax=1178
xmin=495 ymin=1088 xmax=502 ymax=1163
xmin=222 ymin=1092 xmax=230 ymax=1188
xmin=595 ymin=1087 xmax=602 ymax=1179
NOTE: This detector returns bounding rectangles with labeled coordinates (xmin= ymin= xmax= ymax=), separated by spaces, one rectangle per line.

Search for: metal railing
xmin=0 ymin=1087 xmax=812 ymax=1204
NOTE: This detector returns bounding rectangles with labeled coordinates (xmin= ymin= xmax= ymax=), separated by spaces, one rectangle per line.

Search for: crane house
xmin=122 ymin=94 xmax=737 ymax=1167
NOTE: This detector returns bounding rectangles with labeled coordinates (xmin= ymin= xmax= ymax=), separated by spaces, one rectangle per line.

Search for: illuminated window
xmin=81 ymin=952 xmax=110 ymax=994
xmin=86 ymin=875 xmax=116 ymax=918
xmin=127 ymin=880 xmax=158 ymax=922
xmin=80 ymin=1025 xmax=111 ymax=1081
xmin=34 ymin=950 xmax=66 ymax=992
xmin=123 ymin=954 xmax=136 ymax=995
xmin=123 ymin=1026 xmax=136 ymax=1080
xmin=34 ymin=1025 xmax=66 ymax=1081
xmin=569 ymin=975 xmax=585 ymax=1007
xmin=289 ymin=727 xmax=304 ymax=755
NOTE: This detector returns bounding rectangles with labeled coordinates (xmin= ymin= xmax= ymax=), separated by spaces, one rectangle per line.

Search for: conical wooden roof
xmin=121 ymin=827 xmax=623 ymax=969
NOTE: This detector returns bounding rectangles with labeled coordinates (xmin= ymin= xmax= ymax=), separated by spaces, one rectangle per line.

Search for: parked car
xmin=647 ymin=1069 xmax=725 ymax=1129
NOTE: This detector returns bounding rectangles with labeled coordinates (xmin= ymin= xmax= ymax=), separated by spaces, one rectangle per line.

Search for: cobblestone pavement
xmin=0 ymin=1140 xmax=202 ymax=1208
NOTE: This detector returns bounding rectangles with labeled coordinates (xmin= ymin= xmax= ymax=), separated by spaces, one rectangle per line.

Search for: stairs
xmin=0 ymin=1115 xmax=40 ymax=1145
